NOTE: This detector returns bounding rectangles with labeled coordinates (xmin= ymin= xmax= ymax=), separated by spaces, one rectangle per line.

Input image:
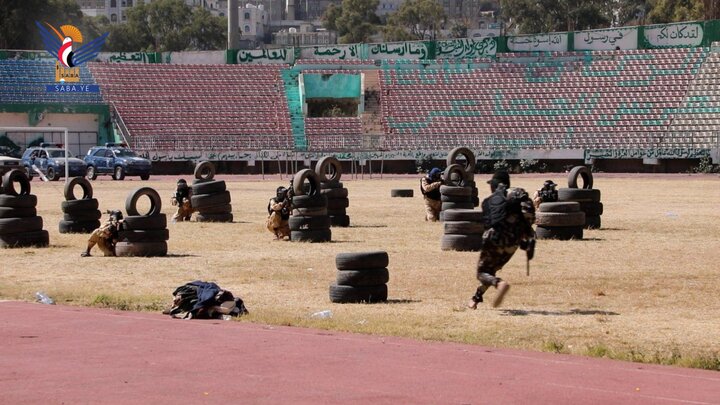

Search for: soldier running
xmin=468 ymin=171 xmax=536 ymax=309
xmin=420 ymin=167 xmax=443 ymax=221
xmin=267 ymin=186 xmax=291 ymax=240
xmin=171 ymin=179 xmax=194 ymax=222
xmin=81 ymin=210 xmax=123 ymax=257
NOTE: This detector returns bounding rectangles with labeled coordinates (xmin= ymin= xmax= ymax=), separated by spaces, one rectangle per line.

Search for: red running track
xmin=1 ymin=301 xmax=718 ymax=404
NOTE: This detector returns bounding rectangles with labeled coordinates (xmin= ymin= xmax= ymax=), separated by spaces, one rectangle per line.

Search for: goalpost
xmin=0 ymin=126 xmax=70 ymax=183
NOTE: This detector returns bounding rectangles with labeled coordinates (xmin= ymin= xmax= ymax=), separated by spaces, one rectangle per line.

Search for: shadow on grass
xmin=579 ymin=237 xmax=604 ymax=241
xmin=350 ymin=224 xmax=388 ymax=228
xmin=327 ymin=240 xmax=362 ymax=244
xmin=597 ymin=227 xmax=626 ymax=231
xmin=499 ymin=308 xmax=619 ymax=316
xmin=162 ymin=253 xmax=200 ymax=258
xmin=385 ymin=299 xmax=422 ymax=304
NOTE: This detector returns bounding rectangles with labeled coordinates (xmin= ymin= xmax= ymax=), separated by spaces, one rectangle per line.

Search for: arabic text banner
xmin=435 ymin=38 xmax=497 ymax=59
xmin=507 ymin=33 xmax=568 ymax=52
xmin=299 ymin=44 xmax=365 ymax=61
xmin=367 ymin=41 xmax=431 ymax=60
xmin=574 ymin=27 xmax=638 ymax=51
xmin=643 ymin=22 xmax=704 ymax=48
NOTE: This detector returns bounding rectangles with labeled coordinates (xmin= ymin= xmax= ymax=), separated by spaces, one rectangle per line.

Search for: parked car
xmin=83 ymin=143 xmax=152 ymax=180
xmin=21 ymin=144 xmax=86 ymax=181
xmin=0 ymin=155 xmax=27 ymax=179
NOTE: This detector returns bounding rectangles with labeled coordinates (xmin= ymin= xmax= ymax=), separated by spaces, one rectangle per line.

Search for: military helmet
xmin=276 ymin=186 xmax=288 ymax=201
xmin=109 ymin=210 xmax=123 ymax=222
xmin=543 ymin=179 xmax=557 ymax=188
xmin=428 ymin=167 xmax=442 ymax=180
xmin=487 ymin=170 xmax=510 ymax=188
xmin=177 ymin=178 xmax=188 ymax=189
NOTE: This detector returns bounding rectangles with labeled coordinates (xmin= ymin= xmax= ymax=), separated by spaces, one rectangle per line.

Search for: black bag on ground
xmin=165 ymin=280 xmax=248 ymax=319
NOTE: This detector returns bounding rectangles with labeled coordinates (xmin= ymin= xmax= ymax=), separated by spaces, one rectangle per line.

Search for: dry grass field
xmin=1 ymin=173 xmax=719 ymax=370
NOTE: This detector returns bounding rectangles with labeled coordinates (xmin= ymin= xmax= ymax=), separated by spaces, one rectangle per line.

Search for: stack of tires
xmin=315 ymin=156 xmax=350 ymax=227
xmin=535 ymin=202 xmax=585 ymax=240
xmin=191 ymin=161 xmax=233 ymax=223
xmin=330 ymin=251 xmax=389 ymax=303
xmin=59 ymin=177 xmax=101 ymax=233
xmin=440 ymin=209 xmax=484 ymax=251
xmin=116 ymin=187 xmax=168 ymax=257
xmin=289 ymin=169 xmax=331 ymax=242
xmin=558 ymin=166 xmax=603 ymax=229
xmin=447 ymin=147 xmax=479 ymax=207
xmin=439 ymin=164 xmax=474 ymax=221
xmin=0 ymin=169 xmax=49 ymax=248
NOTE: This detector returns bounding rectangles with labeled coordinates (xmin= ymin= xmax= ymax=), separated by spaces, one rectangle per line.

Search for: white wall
xmin=0 ymin=112 xmax=99 ymax=156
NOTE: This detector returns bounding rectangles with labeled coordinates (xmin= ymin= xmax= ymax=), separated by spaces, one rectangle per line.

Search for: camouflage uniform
xmin=420 ymin=176 xmax=442 ymax=221
xmin=267 ymin=197 xmax=291 ymax=239
xmin=171 ymin=186 xmax=194 ymax=222
xmin=532 ymin=181 xmax=558 ymax=210
xmin=86 ymin=220 xmax=119 ymax=256
xmin=471 ymin=185 xmax=535 ymax=305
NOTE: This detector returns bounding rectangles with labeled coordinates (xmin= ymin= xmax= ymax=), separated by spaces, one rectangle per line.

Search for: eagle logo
xmin=36 ymin=21 xmax=108 ymax=67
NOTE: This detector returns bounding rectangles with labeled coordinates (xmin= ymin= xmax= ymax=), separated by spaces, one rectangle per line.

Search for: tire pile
xmin=447 ymin=147 xmax=479 ymax=207
xmin=0 ymin=169 xmax=49 ymax=248
xmin=440 ymin=208 xmax=484 ymax=251
xmin=191 ymin=161 xmax=233 ymax=223
xmin=116 ymin=187 xmax=168 ymax=257
xmin=557 ymin=166 xmax=603 ymax=229
xmin=439 ymin=164 xmax=474 ymax=221
xmin=535 ymin=202 xmax=585 ymax=240
xmin=315 ymin=156 xmax=350 ymax=227
xmin=290 ymin=169 xmax=331 ymax=242
xmin=59 ymin=177 xmax=101 ymax=233
xmin=330 ymin=251 xmax=389 ymax=303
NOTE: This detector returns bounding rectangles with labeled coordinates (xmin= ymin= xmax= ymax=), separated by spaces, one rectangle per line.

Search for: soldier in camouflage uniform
xmin=532 ymin=179 xmax=558 ymax=210
xmin=267 ymin=186 xmax=291 ymax=240
xmin=420 ymin=167 xmax=443 ymax=221
xmin=468 ymin=171 xmax=536 ymax=309
xmin=171 ymin=179 xmax=194 ymax=222
xmin=81 ymin=210 xmax=123 ymax=257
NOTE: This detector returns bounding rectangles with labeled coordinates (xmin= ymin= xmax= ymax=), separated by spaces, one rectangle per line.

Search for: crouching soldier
xmin=420 ymin=167 xmax=443 ymax=221
xmin=81 ymin=210 xmax=123 ymax=257
xmin=267 ymin=186 xmax=291 ymax=240
xmin=532 ymin=179 xmax=558 ymax=210
xmin=171 ymin=179 xmax=194 ymax=222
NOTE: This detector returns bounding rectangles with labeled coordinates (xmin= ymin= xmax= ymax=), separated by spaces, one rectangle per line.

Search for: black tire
xmin=472 ymin=196 xmax=480 ymax=207
xmin=443 ymin=164 xmax=467 ymax=186
xmin=441 ymin=194 xmax=472 ymax=203
xmin=291 ymin=229 xmax=331 ymax=242
xmin=292 ymin=207 xmax=327 ymax=216
xmin=122 ymin=214 xmax=167 ymax=230
xmin=197 ymin=203 xmax=232 ymax=215
xmin=442 ymin=209 xmax=483 ymax=222
xmin=118 ymin=229 xmax=170 ymax=242
xmin=0 ymin=230 xmax=49 ymax=248
xmin=0 ymin=216 xmax=44 ymax=235
xmin=320 ymin=181 xmax=343 ymax=189
xmin=439 ymin=185 xmax=471 ymax=197
xmin=63 ymin=210 xmax=102 ymax=221
xmin=336 ymin=268 xmax=389 ymax=286
xmin=336 ymin=251 xmax=389 ymax=270
xmin=0 ymin=206 xmax=36 ymax=218
xmin=292 ymin=169 xmax=320 ymax=196
xmin=125 ymin=187 xmax=162 ymax=216
xmin=442 ymin=202 xmax=474 ymax=211
xmin=291 ymin=194 xmax=328 ymax=209
xmin=327 ymin=198 xmax=349 ymax=210
xmin=61 ymin=198 xmax=99 ymax=213
xmin=191 ymin=180 xmax=226 ymax=195
xmin=113 ymin=166 xmax=125 ymax=181
xmin=192 ymin=178 xmax=209 ymax=185
xmin=0 ymin=194 xmax=37 ymax=208
xmin=585 ymin=215 xmax=602 ymax=230
xmin=194 ymin=161 xmax=216 ymax=181
xmin=64 ymin=177 xmax=93 ymax=200
xmin=315 ymin=156 xmax=342 ymax=182
xmin=390 ymin=189 xmax=413 ymax=197
xmin=443 ymin=221 xmax=484 ymax=235
xmin=329 ymin=215 xmax=350 ymax=227
xmin=446 ymin=147 xmax=476 ymax=175
xmin=568 ymin=166 xmax=593 ymax=189
xmin=327 ymin=209 xmax=347 ymax=217
xmin=86 ymin=166 xmax=97 ymax=180
xmin=46 ymin=167 xmax=59 ymax=181
xmin=196 ymin=213 xmax=234 ymax=222
xmin=440 ymin=234 xmax=483 ymax=251
xmin=2 ymin=169 xmax=31 ymax=196
xmin=538 ymin=202 xmax=581 ymax=213
xmin=329 ymin=284 xmax=387 ymax=303
xmin=320 ymin=188 xmax=348 ymax=198
xmin=558 ymin=188 xmax=601 ymax=202
xmin=115 ymin=241 xmax=167 ymax=257
xmin=536 ymin=225 xmax=583 ymax=240
xmin=289 ymin=215 xmax=331 ymax=231
xmin=535 ymin=211 xmax=586 ymax=227
xmin=579 ymin=201 xmax=604 ymax=216
xmin=191 ymin=191 xmax=231 ymax=210
xmin=58 ymin=219 xmax=100 ymax=234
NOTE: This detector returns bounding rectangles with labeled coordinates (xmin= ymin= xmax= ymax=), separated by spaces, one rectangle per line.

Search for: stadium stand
xmin=0 ymin=60 xmax=103 ymax=104
xmin=88 ymin=63 xmax=295 ymax=150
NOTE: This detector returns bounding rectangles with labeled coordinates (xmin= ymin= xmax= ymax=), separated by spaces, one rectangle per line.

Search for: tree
xmin=321 ymin=0 xmax=380 ymax=44
xmin=645 ymin=0 xmax=704 ymax=23
xmin=500 ymin=0 xmax=613 ymax=34
xmin=186 ymin=7 xmax=227 ymax=50
xmin=384 ymin=0 xmax=446 ymax=41
xmin=615 ymin=0 xmax=651 ymax=26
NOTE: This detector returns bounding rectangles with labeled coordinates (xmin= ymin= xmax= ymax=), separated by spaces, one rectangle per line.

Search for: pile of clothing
xmin=164 ymin=281 xmax=248 ymax=319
